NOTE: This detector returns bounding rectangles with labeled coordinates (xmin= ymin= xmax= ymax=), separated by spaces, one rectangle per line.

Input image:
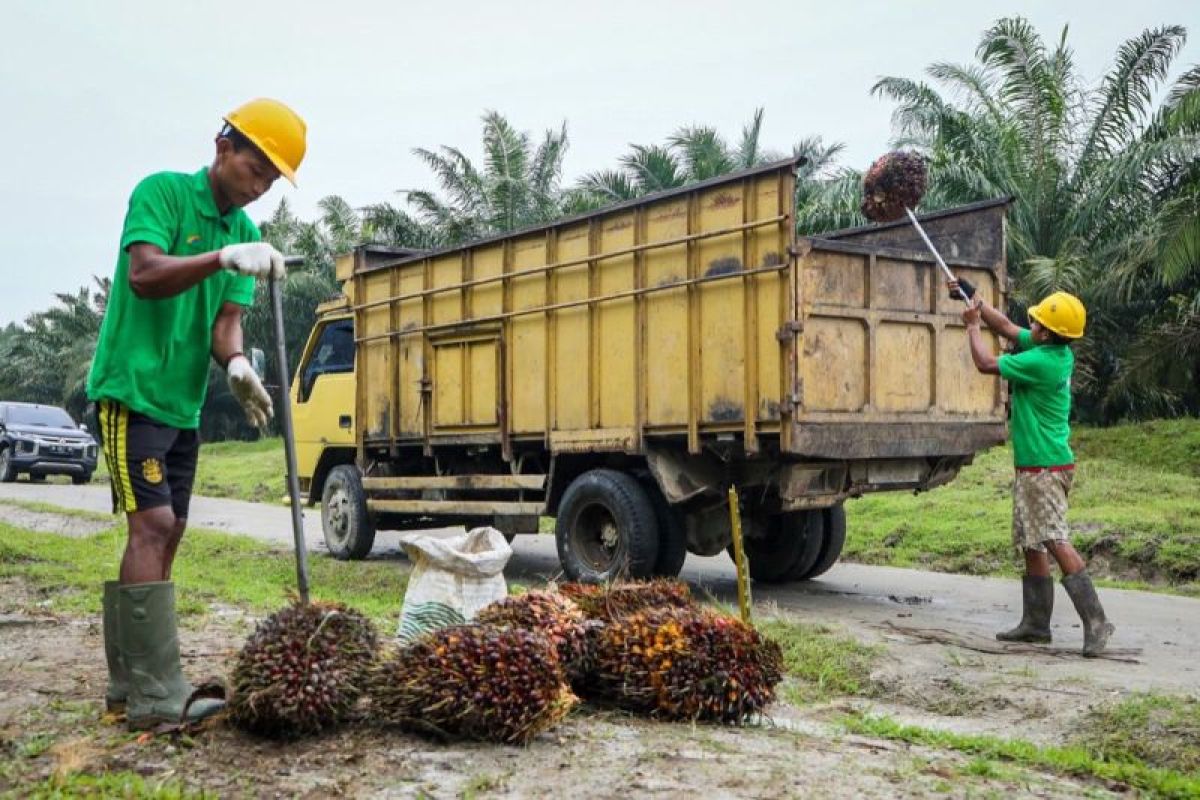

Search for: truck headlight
xmin=16 ymin=439 xmax=36 ymax=454
xmin=87 ymin=444 xmax=98 ymax=459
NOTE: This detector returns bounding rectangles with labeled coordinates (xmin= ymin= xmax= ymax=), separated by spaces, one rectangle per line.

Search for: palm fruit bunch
xmin=585 ymin=606 xmax=783 ymax=724
xmin=475 ymin=590 xmax=590 ymax=680
xmin=370 ymin=624 xmax=577 ymax=745
xmin=228 ymin=600 xmax=378 ymax=739
xmin=559 ymin=578 xmax=694 ymax=622
xmin=860 ymin=150 xmax=928 ymax=223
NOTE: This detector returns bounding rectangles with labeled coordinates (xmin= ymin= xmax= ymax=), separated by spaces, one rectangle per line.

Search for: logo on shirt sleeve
xmin=186 ymin=234 xmax=202 ymax=246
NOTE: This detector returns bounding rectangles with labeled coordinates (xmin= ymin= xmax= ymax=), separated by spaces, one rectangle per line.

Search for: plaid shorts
xmin=1012 ymin=467 xmax=1074 ymax=552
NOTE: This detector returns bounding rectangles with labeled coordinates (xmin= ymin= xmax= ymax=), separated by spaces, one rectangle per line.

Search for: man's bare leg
xmin=119 ymin=506 xmax=177 ymax=585
xmin=161 ymin=518 xmax=187 ymax=580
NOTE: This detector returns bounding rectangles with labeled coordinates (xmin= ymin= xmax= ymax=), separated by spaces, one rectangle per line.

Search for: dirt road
xmin=2 ymin=481 xmax=1199 ymax=796
xmin=1 ymin=480 xmax=1196 ymax=701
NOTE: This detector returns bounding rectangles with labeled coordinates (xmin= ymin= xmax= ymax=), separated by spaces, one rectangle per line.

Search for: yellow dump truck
xmin=290 ymin=157 xmax=1009 ymax=582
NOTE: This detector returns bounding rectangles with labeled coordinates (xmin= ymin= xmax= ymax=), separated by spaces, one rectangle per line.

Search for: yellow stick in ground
xmin=727 ymin=486 xmax=752 ymax=625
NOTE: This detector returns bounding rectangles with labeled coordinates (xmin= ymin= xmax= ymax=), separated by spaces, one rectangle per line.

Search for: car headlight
xmin=87 ymin=444 xmax=98 ymax=459
xmin=16 ymin=439 xmax=36 ymax=454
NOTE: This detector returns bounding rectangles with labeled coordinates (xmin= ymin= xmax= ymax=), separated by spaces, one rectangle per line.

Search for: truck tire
xmin=321 ymin=465 xmax=376 ymax=560
xmin=0 ymin=448 xmax=15 ymax=483
xmin=73 ymin=472 xmax=93 ymax=486
xmin=556 ymin=469 xmax=659 ymax=583
xmin=778 ymin=510 xmax=827 ymax=582
xmin=799 ymin=503 xmax=847 ymax=580
xmin=731 ymin=510 xmax=823 ymax=583
xmin=642 ymin=479 xmax=688 ymax=578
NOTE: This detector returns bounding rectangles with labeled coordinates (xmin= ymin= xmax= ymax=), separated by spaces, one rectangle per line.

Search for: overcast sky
xmin=2 ymin=0 xmax=1196 ymax=325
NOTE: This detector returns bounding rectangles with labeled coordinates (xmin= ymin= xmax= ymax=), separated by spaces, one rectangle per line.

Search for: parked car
xmin=0 ymin=402 xmax=99 ymax=484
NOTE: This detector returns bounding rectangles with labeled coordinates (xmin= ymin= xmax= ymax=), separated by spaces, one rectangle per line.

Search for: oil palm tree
xmin=396 ymin=111 xmax=571 ymax=244
xmin=863 ymin=17 xmax=1200 ymax=420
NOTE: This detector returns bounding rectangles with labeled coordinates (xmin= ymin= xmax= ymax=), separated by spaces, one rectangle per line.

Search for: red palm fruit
xmin=860 ymin=150 xmax=928 ymax=223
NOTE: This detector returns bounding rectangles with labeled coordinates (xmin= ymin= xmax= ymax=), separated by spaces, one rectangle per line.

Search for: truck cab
xmin=290 ymin=245 xmax=422 ymax=558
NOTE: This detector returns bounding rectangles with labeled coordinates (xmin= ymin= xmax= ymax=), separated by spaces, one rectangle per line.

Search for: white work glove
xmin=218 ymin=242 xmax=286 ymax=280
xmin=226 ymin=355 xmax=274 ymax=428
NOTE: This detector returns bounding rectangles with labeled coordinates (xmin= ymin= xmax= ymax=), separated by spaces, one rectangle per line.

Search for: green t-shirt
xmin=997 ymin=329 xmax=1075 ymax=467
xmin=87 ymin=167 xmax=258 ymax=429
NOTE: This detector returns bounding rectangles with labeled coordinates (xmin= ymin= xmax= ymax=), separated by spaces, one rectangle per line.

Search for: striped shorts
xmin=95 ymin=401 xmax=199 ymax=518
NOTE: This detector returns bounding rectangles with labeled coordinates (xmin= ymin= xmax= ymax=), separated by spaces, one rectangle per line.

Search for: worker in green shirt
xmin=951 ymin=281 xmax=1115 ymax=657
xmin=86 ymin=98 xmax=307 ymax=728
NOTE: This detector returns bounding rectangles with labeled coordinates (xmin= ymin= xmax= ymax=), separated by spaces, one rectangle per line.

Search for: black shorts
xmin=95 ymin=401 xmax=199 ymax=519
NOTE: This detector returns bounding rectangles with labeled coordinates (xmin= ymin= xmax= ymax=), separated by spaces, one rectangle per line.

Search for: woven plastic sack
xmin=395 ymin=527 xmax=512 ymax=643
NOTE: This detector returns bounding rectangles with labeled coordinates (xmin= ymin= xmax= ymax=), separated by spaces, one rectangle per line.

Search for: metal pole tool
xmin=273 ymin=255 xmax=310 ymax=603
xmin=904 ymin=207 xmax=973 ymax=306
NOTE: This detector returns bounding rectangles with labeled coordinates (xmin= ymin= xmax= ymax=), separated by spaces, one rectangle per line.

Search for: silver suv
xmin=0 ymin=402 xmax=99 ymax=485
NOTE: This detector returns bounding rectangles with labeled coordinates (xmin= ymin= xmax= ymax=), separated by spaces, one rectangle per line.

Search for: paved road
xmin=2 ymin=479 xmax=1197 ymax=694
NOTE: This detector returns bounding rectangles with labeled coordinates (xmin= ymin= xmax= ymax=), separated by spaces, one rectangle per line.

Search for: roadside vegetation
xmin=845 ymin=418 xmax=1200 ymax=594
xmin=843 ymin=712 xmax=1200 ymax=799
xmin=80 ymin=418 xmax=1200 ymax=593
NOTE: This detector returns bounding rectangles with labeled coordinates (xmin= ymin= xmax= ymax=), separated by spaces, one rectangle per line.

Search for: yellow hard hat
xmin=223 ymin=98 xmax=307 ymax=186
xmin=1028 ymin=291 xmax=1086 ymax=339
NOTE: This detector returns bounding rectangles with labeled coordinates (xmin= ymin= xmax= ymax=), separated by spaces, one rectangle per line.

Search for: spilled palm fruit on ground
xmin=475 ymin=589 xmax=590 ymax=680
xmin=860 ymin=150 xmax=928 ymax=223
xmin=370 ymin=624 xmax=577 ymax=744
xmin=583 ymin=605 xmax=783 ymax=724
xmin=227 ymin=600 xmax=378 ymax=738
xmin=559 ymin=578 xmax=695 ymax=622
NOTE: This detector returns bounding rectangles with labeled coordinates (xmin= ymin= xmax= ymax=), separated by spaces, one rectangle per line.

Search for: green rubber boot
xmin=118 ymin=581 xmax=224 ymax=729
xmin=103 ymin=580 xmax=129 ymax=712
xmin=996 ymin=574 xmax=1054 ymax=644
xmin=1062 ymin=570 xmax=1115 ymax=658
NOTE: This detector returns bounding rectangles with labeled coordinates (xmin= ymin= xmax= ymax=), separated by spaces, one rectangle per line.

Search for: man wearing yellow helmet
xmin=950 ymin=281 xmax=1114 ymax=657
xmin=86 ymin=98 xmax=307 ymax=728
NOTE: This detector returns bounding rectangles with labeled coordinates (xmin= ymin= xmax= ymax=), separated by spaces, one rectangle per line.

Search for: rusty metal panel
xmin=597 ymin=212 xmax=637 ymax=429
xmin=511 ymin=233 xmax=547 ymax=432
xmin=552 ymin=222 xmax=591 ymax=430
xmin=790 ymin=199 xmax=1009 ymax=457
xmin=349 ymin=158 xmax=805 ymax=457
xmin=644 ymin=198 xmax=690 ymax=426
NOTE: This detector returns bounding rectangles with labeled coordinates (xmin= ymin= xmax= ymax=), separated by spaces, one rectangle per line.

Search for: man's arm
xmin=948 ymin=280 xmax=1022 ymax=342
xmin=213 ymin=301 xmax=274 ymax=428
xmin=966 ymin=324 xmax=1000 ymax=374
xmin=211 ymin=301 xmax=244 ymax=367
xmin=128 ymin=243 xmax=221 ymax=300
xmin=128 ymin=242 xmax=286 ymax=300
xmin=962 ymin=297 xmax=1000 ymax=374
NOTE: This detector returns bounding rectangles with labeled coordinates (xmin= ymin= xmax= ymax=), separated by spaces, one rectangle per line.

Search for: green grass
xmin=844 ymin=419 xmax=1200 ymax=590
xmin=1074 ymin=693 xmax=1200 ymax=775
xmin=757 ymin=619 xmax=881 ymax=704
xmin=843 ymin=712 xmax=1200 ymax=799
xmin=0 ymin=522 xmax=406 ymax=627
xmin=94 ymin=437 xmax=286 ymax=504
xmin=15 ymin=771 xmax=214 ymax=800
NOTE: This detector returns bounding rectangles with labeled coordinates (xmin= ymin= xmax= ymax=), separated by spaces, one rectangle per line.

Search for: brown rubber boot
xmin=1062 ymin=570 xmax=1115 ymax=657
xmin=996 ymin=574 xmax=1054 ymax=644
xmin=118 ymin=581 xmax=224 ymax=730
xmin=103 ymin=580 xmax=129 ymax=712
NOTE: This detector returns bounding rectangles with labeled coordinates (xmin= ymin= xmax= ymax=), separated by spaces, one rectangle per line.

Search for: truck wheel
xmin=642 ymin=479 xmax=688 ymax=578
xmin=778 ymin=510 xmax=827 ymax=581
xmin=730 ymin=510 xmax=823 ymax=583
xmin=799 ymin=503 xmax=847 ymax=580
xmin=321 ymin=465 xmax=376 ymax=560
xmin=0 ymin=448 xmax=15 ymax=483
xmin=555 ymin=469 xmax=659 ymax=582
xmin=73 ymin=472 xmax=93 ymax=486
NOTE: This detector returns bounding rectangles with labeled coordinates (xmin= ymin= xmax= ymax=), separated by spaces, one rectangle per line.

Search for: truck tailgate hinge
xmin=776 ymin=320 xmax=804 ymax=342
